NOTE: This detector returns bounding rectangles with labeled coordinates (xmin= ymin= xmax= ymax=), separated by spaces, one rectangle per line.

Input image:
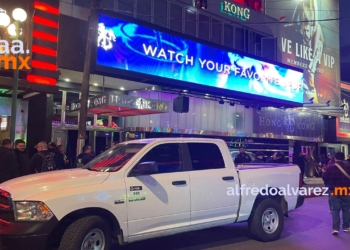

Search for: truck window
xmin=129 ymin=143 xmax=183 ymax=176
xmin=84 ymin=143 xmax=146 ymax=172
xmin=187 ymin=143 xmax=225 ymax=170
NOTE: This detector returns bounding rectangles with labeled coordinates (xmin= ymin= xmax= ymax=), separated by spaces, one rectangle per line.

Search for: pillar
xmin=26 ymin=94 xmax=53 ymax=150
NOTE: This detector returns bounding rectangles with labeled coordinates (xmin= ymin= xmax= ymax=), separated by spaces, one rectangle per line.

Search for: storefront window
xmin=170 ymin=3 xmax=182 ymax=32
xmin=198 ymin=13 xmax=210 ymax=41
xmin=211 ymin=18 xmax=222 ymax=45
xmin=154 ymin=0 xmax=167 ymax=27
xmin=118 ymin=0 xmax=134 ymax=17
xmin=137 ymin=0 xmax=152 ymax=22
xmin=185 ymin=8 xmax=197 ymax=37
xmin=223 ymin=24 xmax=233 ymax=48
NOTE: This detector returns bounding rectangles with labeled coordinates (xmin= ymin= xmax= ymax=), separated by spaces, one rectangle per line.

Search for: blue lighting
xmin=96 ymin=14 xmax=304 ymax=104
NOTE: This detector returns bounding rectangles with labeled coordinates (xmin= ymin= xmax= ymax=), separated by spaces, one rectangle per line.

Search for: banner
xmin=266 ymin=0 xmax=340 ymax=104
xmin=253 ymin=107 xmax=324 ymax=138
xmin=95 ymin=13 xmax=304 ymax=104
xmin=337 ymin=90 xmax=350 ymax=136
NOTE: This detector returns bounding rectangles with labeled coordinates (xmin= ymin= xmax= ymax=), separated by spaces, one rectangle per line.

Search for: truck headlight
xmin=14 ymin=201 xmax=54 ymax=221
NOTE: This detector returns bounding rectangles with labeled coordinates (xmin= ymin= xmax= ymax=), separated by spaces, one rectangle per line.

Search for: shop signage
xmin=69 ymin=94 xmax=169 ymax=113
xmin=220 ymin=1 xmax=250 ymax=21
xmin=95 ymin=14 xmax=304 ymax=105
xmin=253 ymin=107 xmax=323 ymax=138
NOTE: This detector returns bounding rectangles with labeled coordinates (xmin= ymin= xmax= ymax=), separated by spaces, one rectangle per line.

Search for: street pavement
xmin=113 ymin=196 xmax=350 ymax=250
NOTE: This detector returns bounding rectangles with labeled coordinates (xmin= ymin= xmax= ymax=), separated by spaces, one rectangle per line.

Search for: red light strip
xmin=27 ymin=75 xmax=56 ymax=85
xmin=32 ymin=45 xmax=57 ymax=57
xmin=34 ymin=1 xmax=59 ymax=15
xmin=31 ymin=60 xmax=57 ymax=71
xmin=33 ymin=16 xmax=58 ymax=28
xmin=33 ymin=30 xmax=58 ymax=42
xmin=341 ymin=83 xmax=350 ymax=91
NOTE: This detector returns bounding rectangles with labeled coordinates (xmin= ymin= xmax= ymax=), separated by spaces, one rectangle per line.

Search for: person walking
xmin=0 ymin=139 xmax=20 ymax=183
xmin=76 ymin=145 xmax=94 ymax=168
xmin=29 ymin=141 xmax=57 ymax=173
xmin=14 ymin=139 xmax=30 ymax=176
xmin=58 ymin=145 xmax=70 ymax=169
xmin=297 ymin=153 xmax=307 ymax=184
xmin=322 ymin=152 xmax=350 ymax=235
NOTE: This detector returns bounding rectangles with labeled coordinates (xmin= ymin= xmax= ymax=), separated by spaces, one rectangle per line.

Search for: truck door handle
xmin=172 ymin=180 xmax=186 ymax=185
xmin=222 ymin=176 xmax=234 ymax=181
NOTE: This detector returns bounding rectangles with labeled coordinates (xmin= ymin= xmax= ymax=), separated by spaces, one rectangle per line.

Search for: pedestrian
xmin=322 ymin=152 xmax=350 ymax=235
xmin=297 ymin=152 xmax=307 ymax=184
xmin=29 ymin=141 xmax=57 ymax=173
xmin=0 ymin=139 xmax=20 ymax=183
xmin=14 ymin=139 xmax=30 ymax=176
xmin=251 ymin=152 xmax=264 ymax=163
xmin=234 ymin=147 xmax=252 ymax=164
xmin=58 ymin=145 xmax=70 ymax=169
xmin=327 ymin=153 xmax=335 ymax=167
xmin=76 ymin=145 xmax=94 ymax=168
xmin=48 ymin=142 xmax=62 ymax=170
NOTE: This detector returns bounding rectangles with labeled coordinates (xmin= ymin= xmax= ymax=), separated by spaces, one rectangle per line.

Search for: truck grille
xmin=0 ymin=189 xmax=14 ymax=222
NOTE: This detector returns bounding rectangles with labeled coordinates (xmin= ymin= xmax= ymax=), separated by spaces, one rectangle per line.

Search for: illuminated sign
xmin=220 ymin=1 xmax=250 ymax=21
xmin=95 ymin=14 xmax=304 ymax=104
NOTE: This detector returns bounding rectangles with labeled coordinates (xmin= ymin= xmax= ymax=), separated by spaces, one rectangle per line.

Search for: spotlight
xmin=245 ymin=104 xmax=250 ymax=109
xmin=230 ymin=101 xmax=235 ymax=107
xmin=326 ymin=100 xmax=331 ymax=106
xmin=257 ymin=105 xmax=261 ymax=111
xmin=219 ymin=99 xmax=225 ymax=105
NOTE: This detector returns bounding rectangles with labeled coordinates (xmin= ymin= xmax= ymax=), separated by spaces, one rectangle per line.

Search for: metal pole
xmin=61 ymin=91 xmax=67 ymax=128
xmin=77 ymin=0 xmax=101 ymax=155
xmin=10 ymin=53 xmax=19 ymax=142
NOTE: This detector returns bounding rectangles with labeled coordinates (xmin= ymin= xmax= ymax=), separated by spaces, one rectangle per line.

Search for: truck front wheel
xmin=59 ymin=215 xmax=111 ymax=250
xmin=248 ymin=199 xmax=284 ymax=242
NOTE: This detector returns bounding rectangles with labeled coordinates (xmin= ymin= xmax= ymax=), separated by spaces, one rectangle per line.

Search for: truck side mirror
xmin=130 ymin=161 xmax=158 ymax=176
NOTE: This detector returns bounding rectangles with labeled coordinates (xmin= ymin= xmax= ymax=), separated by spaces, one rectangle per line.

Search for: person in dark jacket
xmin=14 ymin=139 xmax=30 ymax=176
xmin=268 ymin=152 xmax=287 ymax=163
xmin=58 ymin=145 xmax=70 ymax=169
xmin=30 ymin=141 xmax=57 ymax=173
xmin=251 ymin=152 xmax=264 ymax=163
xmin=322 ymin=152 xmax=350 ymax=235
xmin=76 ymin=145 xmax=94 ymax=167
xmin=234 ymin=147 xmax=252 ymax=164
xmin=0 ymin=139 xmax=20 ymax=183
xmin=49 ymin=142 xmax=63 ymax=170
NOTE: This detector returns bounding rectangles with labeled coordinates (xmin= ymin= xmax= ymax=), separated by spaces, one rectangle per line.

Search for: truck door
xmin=186 ymin=142 xmax=240 ymax=225
xmin=125 ymin=143 xmax=190 ymax=240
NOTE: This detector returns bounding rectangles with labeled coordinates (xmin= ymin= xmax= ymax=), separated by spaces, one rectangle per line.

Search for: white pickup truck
xmin=0 ymin=138 xmax=303 ymax=250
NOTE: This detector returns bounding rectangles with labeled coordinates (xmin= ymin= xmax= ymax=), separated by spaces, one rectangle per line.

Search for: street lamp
xmin=0 ymin=7 xmax=27 ymax=142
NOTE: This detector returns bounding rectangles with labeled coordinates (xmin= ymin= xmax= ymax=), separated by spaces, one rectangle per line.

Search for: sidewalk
xmin=303 ymin=177 xmax=325 ymax=198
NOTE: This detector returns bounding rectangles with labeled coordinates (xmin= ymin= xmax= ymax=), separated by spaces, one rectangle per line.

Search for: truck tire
xmin=58 ymin=215 xmax=111 ymax=250
xmin=248 ymin=198 xmax=284 ymax=242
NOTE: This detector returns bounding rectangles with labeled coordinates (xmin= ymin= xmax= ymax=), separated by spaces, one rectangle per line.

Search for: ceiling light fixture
xmin=219 ymin=99 xmax=225 ymax=105
xmin=230 ymin=101 xmax=235 ymax=107
xmin=64 ymin=78 xmax=70 ymax=82
xmin=120 ymin=87 xmax=125 ymax=90
xmin=93 ymin=83 xmax=98 ymax=86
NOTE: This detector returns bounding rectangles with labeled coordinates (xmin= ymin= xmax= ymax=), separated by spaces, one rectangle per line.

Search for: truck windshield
xmin=83 ymin=143 xmax=146 ymax=172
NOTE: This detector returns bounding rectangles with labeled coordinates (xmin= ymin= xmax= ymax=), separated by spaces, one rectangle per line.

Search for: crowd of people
xmin=234 ymin=147 xmax=289 ymax=165
xmin=0 ymin=139 xmax=98 ymax=184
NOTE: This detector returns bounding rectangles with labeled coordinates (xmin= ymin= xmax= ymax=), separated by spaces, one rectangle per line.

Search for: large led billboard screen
xmin=95 ymin=13 xmax=304 ymax=104
xmin=266 ymin=0 xmax=340 ymax=105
